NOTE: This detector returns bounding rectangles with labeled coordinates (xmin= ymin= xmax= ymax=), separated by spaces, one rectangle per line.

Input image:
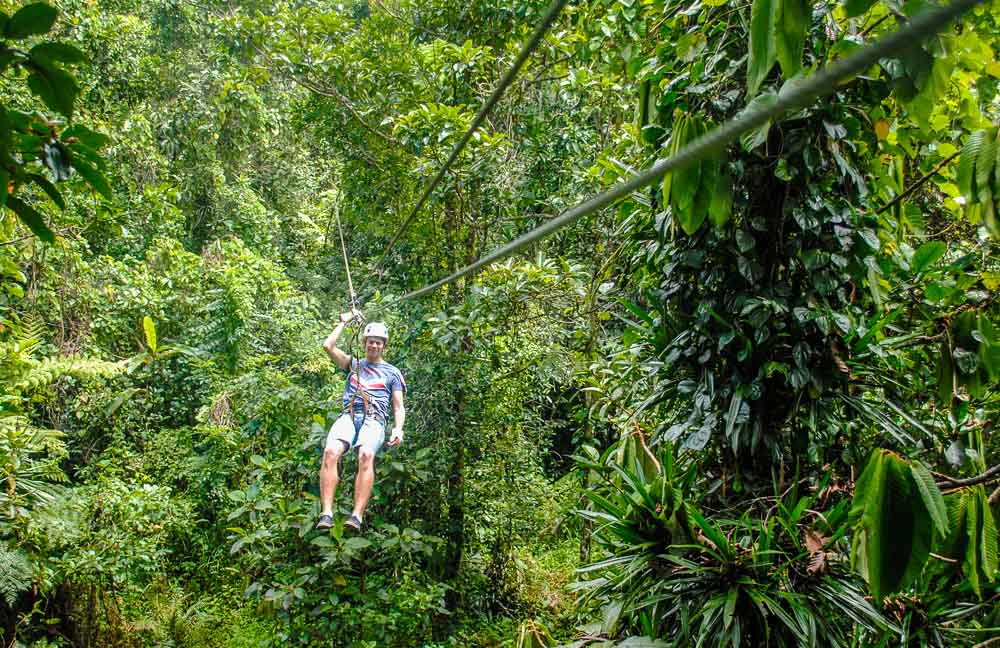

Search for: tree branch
xmin=877 ymin=150 xmax=960 ymax=215
xmin=936 ymin=464 xmax=1000 ymax=489
xmin=0 ymin=233 xmax=37 ymax=247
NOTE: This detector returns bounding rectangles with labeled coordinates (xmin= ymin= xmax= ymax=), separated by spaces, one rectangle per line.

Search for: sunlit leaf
xmin=142 ymin=315 xmax=157 ymax=353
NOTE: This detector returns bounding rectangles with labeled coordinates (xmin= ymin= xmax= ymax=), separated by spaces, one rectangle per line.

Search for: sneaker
xmin=315 ymin=514 xmax=333 ymax=530
xmin=344 ymin=515 xmax=363 ymax=531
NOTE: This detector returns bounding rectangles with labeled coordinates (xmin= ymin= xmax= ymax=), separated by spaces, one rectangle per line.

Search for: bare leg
xmin=352 ymin=448 xmax=376 ymax=520
xmin=319 ymin=442 xmax=346 ymax=515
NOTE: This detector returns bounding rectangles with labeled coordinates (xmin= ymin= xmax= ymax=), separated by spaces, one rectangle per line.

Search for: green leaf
xmin=26 ymin=173 xmax=63 ymax=209
xmin=723 ymin=587 xmax=738 ymax=629
xmin=68 ymin=141 xmax=106 ymax=170
xmin=687 ymin=504 xmax=732 ymax=560
xmin=994 ymin=129 xmax=1000 ymax=210
xmin=5 ymin=3 xmax=58 ymax=40
xmin=842 ymin=0 xmax=877 ymax=18
xmin=748 ymin=0 xmax=779 ymax=96
xmin=936 ymin=341 xmax=954 ymax=404
xmin=709 ymin=175 xmax=733 ymax=227
xmin=885 ymin=456 xmax=932 ymax=594
xmin=980 ymin=489 xmax=998 ymax=578
xmin=61 ymin=124 xmax=110 ymax=150
xmin=69 ymin=156 xmax=111 ymax=198
xmin=143 ymin=315 xmax=157 ymax=353
xmin=672 ymin=119 xmax=703 ymax=233
xmin=26 ymin=61 xmax=78 ymax=117
xmin=964 ymin=490 xmax=982 ymax=597
xmin=911 ymin=241 xmax=946 ymax=273
xmin=775 ymin=0 xmax=809 ymax=78
xmin=957 ymin=130 xmax=987 ymax=202
xmin=851 ymin=450 xmax=932 ymax=598
xmin=0 ymin=167 xmax=8 ymax=209
xmin=635 ymin=79 xmax=650 ymax=145
xmin=975 ymin=128 xmax=997 ymax=204
xmin=0 ymin=48 xmax=16 ymax=73
xmin=614 ymin=638 xmax=670 ymax=648
xmin=6 ymin=196 xmax=54 ymax=242
xmin=661 ymin=116 xmax=684 ymax=205
xmin=29 ymin=42 xmax=86 ymax=65
xmin=909 ymin=461 xmax=948 ymax=539
xmin=740 ymin=91 xmax=777 ymax=150
xmin=978 ymin=317 xmax=1000 ymax=381
xmin=344 ymin=536 xmax=371 ymax=550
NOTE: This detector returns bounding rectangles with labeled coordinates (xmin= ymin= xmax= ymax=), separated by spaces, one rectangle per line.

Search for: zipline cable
xmin=368 ymin=0 xmax=570 ymax=279
xmin=364 ymin=0 xmax=981 ymax=309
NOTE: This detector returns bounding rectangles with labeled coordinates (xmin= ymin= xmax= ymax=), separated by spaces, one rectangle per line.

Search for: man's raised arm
xmin=323 ymin=310 xmax=358 ymax=371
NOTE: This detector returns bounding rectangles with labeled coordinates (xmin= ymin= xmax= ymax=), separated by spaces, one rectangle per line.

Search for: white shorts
xmin=325 ymin=413 xmax=385 ymax=455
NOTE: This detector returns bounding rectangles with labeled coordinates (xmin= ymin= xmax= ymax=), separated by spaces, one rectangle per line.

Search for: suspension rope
xmin=361 ymin=0 xmax=980 ymax=311
xmin=368 ymin=0 xmax=571 ymax=282
xmin=334 ymin=207 xmax=359 ymax=308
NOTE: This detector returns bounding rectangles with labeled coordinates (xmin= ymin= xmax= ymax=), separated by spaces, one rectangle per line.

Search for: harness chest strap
xmin=344 ymin=369 xmax=373 ymax=418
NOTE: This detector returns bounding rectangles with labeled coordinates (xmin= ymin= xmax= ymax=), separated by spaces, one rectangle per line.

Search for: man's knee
xmin=322 ymin=445 xmax=344 ymax=468
xmin=357 ymin=447 xmax=375 ymax=468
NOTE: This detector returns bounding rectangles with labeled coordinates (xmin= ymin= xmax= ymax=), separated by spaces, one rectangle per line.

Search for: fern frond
xmin=13 ymin=355 xmax=122 ymax=393
xmin=0 ymin=544 xmax=32 ymax=606
xmin=13 ymin=312 xmax=47 ymax=359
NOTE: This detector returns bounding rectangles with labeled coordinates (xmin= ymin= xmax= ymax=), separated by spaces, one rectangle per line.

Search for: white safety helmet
xmin=363 ymin=321 xmax=389 ymax=342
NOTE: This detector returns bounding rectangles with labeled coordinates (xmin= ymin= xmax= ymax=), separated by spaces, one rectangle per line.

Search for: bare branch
xmin=936 ymin=464 xmax=1000 ymax=489
xmin=877 ymin=151 xmax=960 ymax=215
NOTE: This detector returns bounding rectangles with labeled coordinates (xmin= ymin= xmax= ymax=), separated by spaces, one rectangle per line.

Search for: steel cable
xmin=367 ymin=0 xmax=571 ymax=283
xmin=363 ymin=0 xmax=982 ymax=308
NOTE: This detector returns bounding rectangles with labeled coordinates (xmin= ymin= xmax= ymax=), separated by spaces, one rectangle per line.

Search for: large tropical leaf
xmin=851 ymin=450 xmax=933 ymax=599
xmin=775 ymin=0 xmax=810 ymax=78
xmin=957 ymin=130 xmax=987 ymax=202
xmin=748 ymin=0 xmax=779 ymax=96
xmin=6 ymin=196 xmax=54 ymax=242
xmin=909 ymin=461 xmax=948 ymax=539
xmin=975 ymin=128 xmax=997 ymax=204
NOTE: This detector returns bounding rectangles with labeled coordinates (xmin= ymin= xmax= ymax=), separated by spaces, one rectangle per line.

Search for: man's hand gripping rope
xmin=339 ymin=307 xmax=364 ymax=325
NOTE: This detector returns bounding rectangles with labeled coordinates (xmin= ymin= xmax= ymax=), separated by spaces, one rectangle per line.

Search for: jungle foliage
xmin=0 ymin=0 xmax=998 ymax=646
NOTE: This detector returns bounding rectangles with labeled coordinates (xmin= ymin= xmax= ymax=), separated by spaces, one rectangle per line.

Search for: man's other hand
xmin=388 ymin=428 xmax=403 ymax=447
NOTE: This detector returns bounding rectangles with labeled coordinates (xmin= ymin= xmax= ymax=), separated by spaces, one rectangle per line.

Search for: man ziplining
xmin=316 ymin=310 xmax=406 ymax=532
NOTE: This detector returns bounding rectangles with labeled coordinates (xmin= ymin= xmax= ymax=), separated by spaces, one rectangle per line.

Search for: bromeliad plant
xmin=574 ymin=435 xmax=894 ymax=647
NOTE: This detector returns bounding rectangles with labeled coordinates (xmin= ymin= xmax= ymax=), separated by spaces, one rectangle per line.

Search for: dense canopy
xmin=0 ymin=0 xmax=998 ymax=646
